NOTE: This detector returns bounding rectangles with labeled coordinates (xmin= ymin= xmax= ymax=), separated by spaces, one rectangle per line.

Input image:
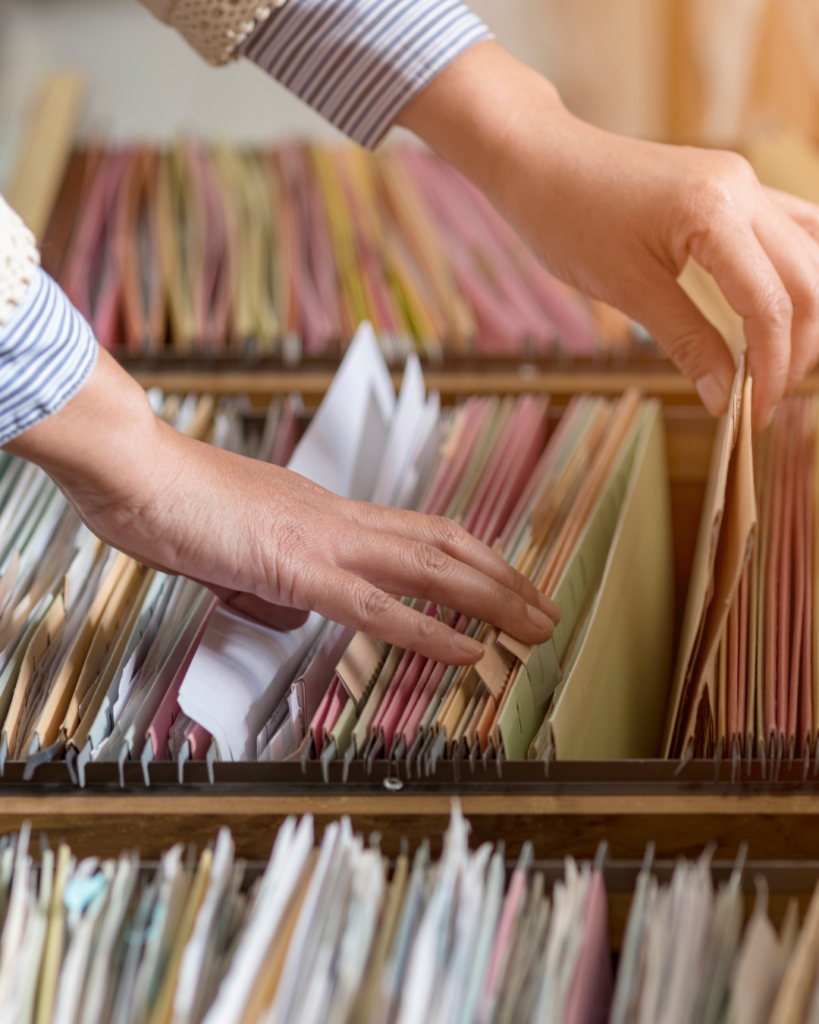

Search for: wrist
xmin=400 ymin=45 xmax=565 ymax=184
xmin=4 ymin=348 xmax=164 ymax=516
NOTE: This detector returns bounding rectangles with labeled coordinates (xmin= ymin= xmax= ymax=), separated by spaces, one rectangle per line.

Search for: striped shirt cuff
xmin=240 ymin=0 xmax=493 ymax=148
xmin=0 ymin=268 xmax=98 ymax=447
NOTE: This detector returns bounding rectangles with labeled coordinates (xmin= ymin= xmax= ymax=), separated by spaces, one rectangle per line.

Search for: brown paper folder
xmin=337 ymin=633 xmax=386 ymax=705
xmin=58 ymin=560 xmax=148 ymax=743
xmin=677 ymin=258 xmax=745 ymax=364
xmin=768 ymin=878 xmax=819 ymax=1024
xmin=662 ymin=365 xmax=741 ymax=757
xmin=665 ymin=371 xmax=757 ymax=758
xmin=68 ymin=568 xmax=156 ymax=756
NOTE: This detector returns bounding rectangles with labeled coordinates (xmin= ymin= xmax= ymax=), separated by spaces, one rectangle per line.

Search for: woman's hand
xmin=398 ymin=41 xmax=819 ymax=433
xmin=5 ymin=349 xmax=559 ymax=664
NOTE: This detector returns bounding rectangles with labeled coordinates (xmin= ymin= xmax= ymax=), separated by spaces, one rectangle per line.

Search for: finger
xmin=764 ymin=186 xmax=819 ymax=246
xmin=341 ymin=504 xmax=561 ymax=621
xmin=628 ymin=270 xmax=737 ymax=418
xmin=333 ymin=529 xmax=555 ymax=646
xmin=202 ymin=581 xmax=311 ymax=631
xmin=688 ymin=222 xmax=792 ymax=431
xmin=753 ymin=201 xmax=819 ymax=390
xmin=306 ymin=567 xmax=486 ymax=664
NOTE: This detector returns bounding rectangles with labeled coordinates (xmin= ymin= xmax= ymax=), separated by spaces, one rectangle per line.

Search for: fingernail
xmin=452 ymin=633 xmax=484 ymax=659
xmin=541 ymin=595 xmax=561 ymax=622
xmin=695 ymin=373 xmax=730 ymax=417
xmin=527 ymin=604 xmax=553 ymax=633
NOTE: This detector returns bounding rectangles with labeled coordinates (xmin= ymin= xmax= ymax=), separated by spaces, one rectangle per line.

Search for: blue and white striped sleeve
xmin=239 ymin=0 xmax=492 ymax=149
xmin=0 ymin=267 xmax=98 ymax=446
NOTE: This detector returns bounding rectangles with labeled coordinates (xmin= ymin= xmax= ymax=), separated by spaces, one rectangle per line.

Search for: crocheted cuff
xmin=0 ymin=196 xmax=40 ymax=329
xmin=137 ymin=0 xmax=283 ymax=65
xmin=0 ymin=268 xmax=98 ymax=446
xmin=240 ymin=0 xmax=493 ymax=148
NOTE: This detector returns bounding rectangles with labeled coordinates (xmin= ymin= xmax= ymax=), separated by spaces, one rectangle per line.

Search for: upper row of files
xmin=0 ymin=802 xmax=813 ymax=1024
xmin=0 ymin=312 xmax=810 ymax=776
xmin=41 ymin=142 xmax=649 ymax=363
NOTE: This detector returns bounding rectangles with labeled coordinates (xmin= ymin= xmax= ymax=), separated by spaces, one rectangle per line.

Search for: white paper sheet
xmin=174 ymin=828 xmax=235 ymax=1024
xmin=203 ymin=816 xmax=313 ymax=1024
xmin=371 ymin=354 xmax=426 ymax=507
xmin=179 ymin=604 xmax=322 ymax=761
xmin=287 ymin=322 xmax=395 ymax=501
xmin=394 ymin=392 xmax=441 ymax=511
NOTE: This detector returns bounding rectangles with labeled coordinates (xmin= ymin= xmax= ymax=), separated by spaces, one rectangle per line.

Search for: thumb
xmin=636 ymin=278 xmax=737 ymax=417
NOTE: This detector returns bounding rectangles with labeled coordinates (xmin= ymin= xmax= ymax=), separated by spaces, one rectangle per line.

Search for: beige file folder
xmin=496 ymin=399 xmax=674 ymax=760
xmin=547 ymin=400 xmax=674 ymax=759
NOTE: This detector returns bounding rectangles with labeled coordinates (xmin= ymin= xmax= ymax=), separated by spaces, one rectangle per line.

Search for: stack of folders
xmin=0 ymin=387 xmax=277 ymax=783
xmin=664 ymin=361 xmax=819 ymax=773
xmin=41 ymin=142 xmax=648 ymax=363
xmin=0 ymin=805 xmax=813 ymax=1024
xmin=184 ymin=325 xmax=675 ymax=769
xmin=0 ymin=324 xmax=676 ymax=779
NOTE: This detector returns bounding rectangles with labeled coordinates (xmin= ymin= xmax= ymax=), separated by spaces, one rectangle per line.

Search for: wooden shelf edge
xmin=5 ymin=791 xmax=819 ymax=861
xmin=131 ymin=369 xmax=700 ymax=399
xmin=128 ymin=368 xmax=819 ymax=402
xmin=2 ymin=792 xmax=819 ymax=814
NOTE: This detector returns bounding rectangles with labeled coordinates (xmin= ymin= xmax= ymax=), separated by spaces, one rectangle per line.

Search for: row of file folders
xmin=0 ymin=321 xmax=805 ymax=777
xmin=40 ymin=142 xmax=650 ymax=363
xmin=0 ymin=804 xmax=814 ymax=1024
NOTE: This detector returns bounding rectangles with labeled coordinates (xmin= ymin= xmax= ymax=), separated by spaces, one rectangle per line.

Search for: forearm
xmin=395 ymin=39 xmax=674 ymax=286
xmin=397 ymin=41 xmax=567 ymax=223
xmin=395 ymin=41 xmax=629 ymax=293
